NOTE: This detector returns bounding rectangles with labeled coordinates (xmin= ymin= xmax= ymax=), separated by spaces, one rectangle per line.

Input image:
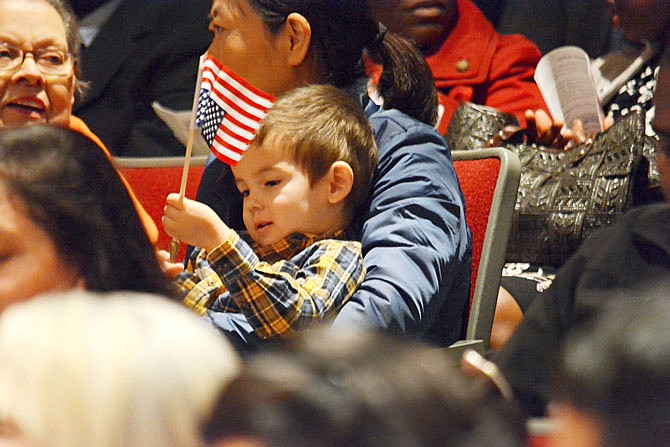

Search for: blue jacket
xmin=196 ymin=96 xmax=472 ymax=350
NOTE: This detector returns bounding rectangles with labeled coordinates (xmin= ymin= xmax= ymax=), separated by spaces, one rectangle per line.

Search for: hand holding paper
xmin=534 ymin=46 xmax=605 ymax=136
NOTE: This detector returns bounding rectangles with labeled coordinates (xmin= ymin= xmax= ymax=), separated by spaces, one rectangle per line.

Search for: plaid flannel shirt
xmin=175 ymin=230 xmax=364 ymax=339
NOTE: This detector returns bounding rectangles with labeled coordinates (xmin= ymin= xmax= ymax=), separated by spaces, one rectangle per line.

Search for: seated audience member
xmin=164 ymin=85 xmax=375 ymax=348
xmin=201 ymin=328 xmax=526 ymax=447
xmin=69 ymin=0 xmax=212 ymax=157
xmin=367 ymin=0 xmax=548 ymax=135
xmin=497 ymin=0 xmax=618 ymax=58
xmin=494 ymin=0 xmax=670 ymax=348
xmin=0 ymin=125 xmax=172 ymax=312
xmin=0 ymin=290 xmax=240 ymax=447
xmin=494 ymin=43 xmax=670 ymax=417
xmin=549 ymin=292 xmax=670 ymax=447
xmin=194 ymin=0 xmax=472 ymax=348
xmin=517 ymin=0 xmax=667 ymax=149
xmin=0 ymin=0 xmax=158 ymax=242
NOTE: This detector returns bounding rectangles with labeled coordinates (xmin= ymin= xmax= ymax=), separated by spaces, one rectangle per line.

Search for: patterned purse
xmin=447 ymin=102 xmax=654 ymax=267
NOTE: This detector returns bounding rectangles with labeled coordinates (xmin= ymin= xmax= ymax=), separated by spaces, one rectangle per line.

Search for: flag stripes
xmin=196 ymin=54 xmax=275 ymax=165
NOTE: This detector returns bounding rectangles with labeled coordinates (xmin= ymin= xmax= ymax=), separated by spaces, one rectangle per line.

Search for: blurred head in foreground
xmin=550 ymin=286 xmax=670 ymax=447
xmin=0 ymin=290 xmax=240 ymax=447
xmin=202 ymin=327 xmax=526 ymax=447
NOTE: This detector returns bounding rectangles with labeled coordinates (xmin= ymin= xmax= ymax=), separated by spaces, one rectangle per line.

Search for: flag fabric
xmin=195 ymin=54 xmax=275 ymax=165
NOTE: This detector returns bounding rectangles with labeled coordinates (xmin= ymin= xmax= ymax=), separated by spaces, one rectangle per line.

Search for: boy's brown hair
xmin=252 ymin=84 xmax=378 ymax=221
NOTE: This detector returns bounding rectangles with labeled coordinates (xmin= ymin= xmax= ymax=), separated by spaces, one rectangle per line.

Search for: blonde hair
xmin=0 ymin=291 xmax=240 ymax=447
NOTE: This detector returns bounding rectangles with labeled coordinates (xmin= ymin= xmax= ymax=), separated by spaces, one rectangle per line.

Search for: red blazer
xmin=429 ymin=0 xmax=548 ymax=134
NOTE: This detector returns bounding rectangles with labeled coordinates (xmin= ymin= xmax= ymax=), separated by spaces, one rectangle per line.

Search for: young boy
xmin=163 ymin=84 xmax=378 ymax=342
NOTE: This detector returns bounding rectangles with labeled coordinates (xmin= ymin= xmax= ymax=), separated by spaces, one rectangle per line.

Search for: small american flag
xmin=195 ymin=54 xmax=275 ymax=165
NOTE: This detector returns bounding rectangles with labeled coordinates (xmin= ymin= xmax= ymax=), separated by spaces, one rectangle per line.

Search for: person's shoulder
xmin=624 ymin=203 xmax=670 ymax=240
xmin=365 ymin=101 xmax=449 ymax=151
xmin=289 ymin=238 xmax=363 ymax=271
xmin=68 ymin=116 xmax=111 ymax=156
xmin=312 ymin=238 xmax=362 ymax=250
xmin=365 ymin=101 xmax=434 ymax=132
xmin=578 ymin=204 xmax=664 ymax=243
xmin=573 ymin=204 xmax=670 ymax=267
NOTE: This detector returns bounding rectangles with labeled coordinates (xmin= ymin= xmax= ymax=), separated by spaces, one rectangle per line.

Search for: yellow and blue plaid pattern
xmin=175 ymin=230 xmax=364 ymax=339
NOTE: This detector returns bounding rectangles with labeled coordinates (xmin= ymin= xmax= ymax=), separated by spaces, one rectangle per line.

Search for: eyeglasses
xmin=0 ymin=43 xmax=73 ymax=77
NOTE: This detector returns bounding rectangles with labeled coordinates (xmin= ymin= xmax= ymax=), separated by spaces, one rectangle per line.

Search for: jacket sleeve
xmin=493 ymin=267 xmax=579 ymax=417
xmin=494 ymin=223 xmax=620 ymax=417
xmin=332 ymin=112 xmax=472 ymax=344
xmin=204 ymin=311 xmax=263 ymax=353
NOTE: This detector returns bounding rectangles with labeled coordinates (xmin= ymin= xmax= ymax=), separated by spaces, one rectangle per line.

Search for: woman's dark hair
xmin=248 ymin=0 xmax=438 ymax=126
xmin=0 ymin=125 xmax=171 ymax=296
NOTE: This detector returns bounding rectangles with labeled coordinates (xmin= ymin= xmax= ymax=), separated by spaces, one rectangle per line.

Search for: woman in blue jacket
xmin=195 ymin=0 xmax=472 ymax=349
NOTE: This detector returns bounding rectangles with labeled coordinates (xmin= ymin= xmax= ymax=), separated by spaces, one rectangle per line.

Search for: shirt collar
xmin=242 ymin=230 xmax=346 ymax=264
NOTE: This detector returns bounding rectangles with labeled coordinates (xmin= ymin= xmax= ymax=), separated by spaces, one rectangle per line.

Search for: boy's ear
xmin=284 ymin=13 xmax=311 ymax=67
xmin=327 ymin=161 xmax=354 ymax=205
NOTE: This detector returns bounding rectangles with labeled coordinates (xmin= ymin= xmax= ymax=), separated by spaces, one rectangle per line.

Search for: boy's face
xmin=231 ymin=141 xmax=334 ymax=246
xmin=367 ymin=0 xmax=457 ymax=55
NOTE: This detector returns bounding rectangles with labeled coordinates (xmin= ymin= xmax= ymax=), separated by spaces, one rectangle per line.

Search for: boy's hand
xmin=156 ymin=249 xmax=185 ymax=279
xmin=162 ymin=194 xmax=232 ymax=252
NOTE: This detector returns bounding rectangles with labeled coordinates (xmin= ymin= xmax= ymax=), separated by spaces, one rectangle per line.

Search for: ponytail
xmin=249 ymin=1 xmax=438 ymax=126
xmin=366 ymin=30 xmax=439 ymax=127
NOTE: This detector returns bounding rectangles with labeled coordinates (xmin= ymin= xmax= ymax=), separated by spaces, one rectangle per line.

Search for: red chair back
xmin=117 ymin=157 xmax=206 ymax=260
xmin=453 ymin=157 xmax=500 ymax=310
xmin=448 ymin=148 xmax=520 ymax=352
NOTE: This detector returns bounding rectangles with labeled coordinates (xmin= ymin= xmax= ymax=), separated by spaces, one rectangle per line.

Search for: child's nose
xmin=245 ymin=190 xmax=262 ymax=210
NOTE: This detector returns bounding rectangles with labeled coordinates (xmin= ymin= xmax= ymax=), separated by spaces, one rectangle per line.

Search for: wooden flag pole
xmin=170 ymin=54 xmax=206 ymax=262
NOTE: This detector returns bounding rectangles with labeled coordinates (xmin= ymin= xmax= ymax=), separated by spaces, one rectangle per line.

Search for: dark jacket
xmin=497 ymin=0 xmax=615 ymax=58
xmin=496 ymin=204 xmax=670 ymax=416
xmin=197 ymin=96 xmax=472 ymax=351
xmin=74 ymin=0 xmax=211 ymax=156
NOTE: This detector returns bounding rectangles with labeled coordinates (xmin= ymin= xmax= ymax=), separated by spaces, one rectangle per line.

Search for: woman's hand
xmin=524 ymin=109 xmax=614 ymax=149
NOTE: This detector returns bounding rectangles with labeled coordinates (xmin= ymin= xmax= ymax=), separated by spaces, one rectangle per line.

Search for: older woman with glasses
xmin=0 ymin=0 xmax=158 ymax=243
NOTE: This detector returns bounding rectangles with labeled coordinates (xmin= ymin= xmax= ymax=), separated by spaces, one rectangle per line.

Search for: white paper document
xmin=151 ymin=101 xmax=210 ymax=156
xmin=534 ymin=46 xmax=604 ymax=135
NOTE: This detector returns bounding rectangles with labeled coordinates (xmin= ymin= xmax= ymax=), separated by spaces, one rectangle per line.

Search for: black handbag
xmin=447 ymin=102 xmax=656 ymax=267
